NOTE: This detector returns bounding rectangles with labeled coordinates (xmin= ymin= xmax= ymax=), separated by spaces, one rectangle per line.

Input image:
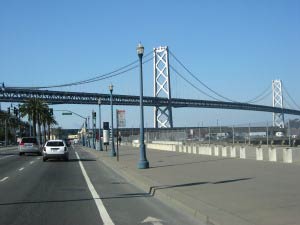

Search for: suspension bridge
xmin=1 ymin=46 xmax=299 ymax=128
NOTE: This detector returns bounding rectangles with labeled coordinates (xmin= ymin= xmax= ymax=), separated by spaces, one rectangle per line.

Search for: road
xmin=0 ymin=146 xmax=200 ymax=225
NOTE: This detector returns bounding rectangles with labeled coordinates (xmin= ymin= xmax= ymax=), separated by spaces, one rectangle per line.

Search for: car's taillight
xmin=19 ymin=142 xmax=24 ymax=146
xmin=64 ymin=147 xmax=67 ymax=152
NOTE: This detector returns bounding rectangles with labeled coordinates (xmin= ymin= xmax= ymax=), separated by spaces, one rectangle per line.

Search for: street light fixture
xmin=109 ymin=84 xmax=116 ymax=157
xmin=58 ymin=109 xmax=87 ymax=146
xmin=137 ymin=43 xmax=149 ymax=169
xmin=98 ymin=98 xmax=103 ymax=151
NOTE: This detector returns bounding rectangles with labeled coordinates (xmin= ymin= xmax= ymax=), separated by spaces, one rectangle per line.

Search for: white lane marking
xmin=0 ymin=177 xmax=9 ymax=182
xmin=30 ymin=161 xmax=34 ymax=165
xmin=75 ymin=151 xmax=114 ymax=225
xmin=37 ymin=157 xmax=41 ymax=160
xmin=19 ymin=167 xmax=24 ymax=171
xmin=0 ymin=155 xmax=15 ymax=160
xmin=142 ymin=217 xmax=164 ymax=225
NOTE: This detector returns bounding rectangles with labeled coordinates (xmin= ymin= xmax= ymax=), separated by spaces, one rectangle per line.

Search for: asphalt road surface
xmin=0 ymin=145 xmax=201 ymax=225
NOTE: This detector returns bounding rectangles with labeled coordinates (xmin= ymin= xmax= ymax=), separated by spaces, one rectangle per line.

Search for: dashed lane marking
xmin=75 ymin=151 xmax=114 ymax=225
xmin=30 ymin=161 xmax=34 ymax=165
xmin=0 ymin=177 xmax=9 ymax=182
xmin=19 ymin=167 xmax=24 ymax=171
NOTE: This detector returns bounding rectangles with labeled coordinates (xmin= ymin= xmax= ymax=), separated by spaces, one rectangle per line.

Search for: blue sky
xmin=1 ymin=0 xmax=299 ymax=128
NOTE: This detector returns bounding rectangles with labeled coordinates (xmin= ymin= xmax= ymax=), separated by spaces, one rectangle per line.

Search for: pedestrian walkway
xmin=82 ymin=144 xmax=300 ymax=225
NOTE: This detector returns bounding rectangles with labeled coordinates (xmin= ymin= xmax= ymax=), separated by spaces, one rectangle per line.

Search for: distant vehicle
xmin=249 ymin=132 xmax=267 ymax=137
xmin=19 ymin=137 xmax=41 ymax=156
xmin=43 ymin=140 xmax=69 ymax=162
xmin=275 ymin=132 xmax=284 ymax=137
xmin=64 ymin=138 xmax=72 ymax=147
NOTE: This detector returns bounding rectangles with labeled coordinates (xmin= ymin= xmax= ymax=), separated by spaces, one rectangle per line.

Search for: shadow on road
xmin=148 ymin=177 xmax=253 ymax=196
xmin=0 ymin=193 xmax=152 ymax=206
xmin=150 ymin=158 xmax=234 ymax=169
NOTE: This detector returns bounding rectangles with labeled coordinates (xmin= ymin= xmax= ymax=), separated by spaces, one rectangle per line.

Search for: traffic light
xmin=49 ymin=108 xmax=53 ymax=115
xmin=13 ymin=107 xmax=18 ymax=116
xmin=92 ymin=111 xmax=96 ymax=118
xmin=7 ymin=107 xmax=10 ymax=114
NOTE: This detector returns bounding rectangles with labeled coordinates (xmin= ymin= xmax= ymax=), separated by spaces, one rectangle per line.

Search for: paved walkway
xmin=82 ymin=144 xmax=300 ymax=225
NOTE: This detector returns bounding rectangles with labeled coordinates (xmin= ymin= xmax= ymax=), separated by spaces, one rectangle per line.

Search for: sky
xmin=0 ymin=0 xmax=299 ymax=129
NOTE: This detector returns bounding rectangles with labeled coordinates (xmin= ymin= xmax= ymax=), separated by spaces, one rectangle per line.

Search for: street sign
xmin=62 ymin=112 xmax=72 ymax=115
xmin=116 ymin=110 xmax=126 ymax=128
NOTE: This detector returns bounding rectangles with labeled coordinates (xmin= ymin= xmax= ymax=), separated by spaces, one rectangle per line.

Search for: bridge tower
xmin=272 ymin=79 xmax=285 ymax=128
xmin=153 ymin=46 xmax=173 ymax=128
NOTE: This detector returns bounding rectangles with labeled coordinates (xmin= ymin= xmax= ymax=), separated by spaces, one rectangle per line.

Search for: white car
xmin=19 ymin=137 xmax=41 ymax=156
xmin=43 ymin=140 xmax=69 ymax=162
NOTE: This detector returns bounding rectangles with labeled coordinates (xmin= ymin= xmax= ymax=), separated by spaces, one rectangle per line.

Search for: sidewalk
xmin=82 ymin=144 xmax=300 ymax=225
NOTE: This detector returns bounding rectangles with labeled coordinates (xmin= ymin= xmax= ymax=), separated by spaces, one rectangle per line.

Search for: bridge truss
xmin=1 ymin=88 xmax=300 ymax=117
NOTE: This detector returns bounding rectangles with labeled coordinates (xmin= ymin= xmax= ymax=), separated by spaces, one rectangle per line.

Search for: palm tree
xmin=19 ymin=99 xmax=51 ymax=144
xmin=47 ymin=113 xmax=57 ymax=140
xmin=19 ymin=99 xmax=39 ymax=137
xmin=35 ymin=101 xmax=48 ymax=144
xmin=40 ymin=107 xmax=57 ymax=141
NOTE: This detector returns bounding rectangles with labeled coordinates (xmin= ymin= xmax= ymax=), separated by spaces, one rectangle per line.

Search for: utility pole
xmin=248 ymin=123 xmax=251 ymax=145
xmin=266 ymin=122 xmax=269 ymax=146
xmin=5 ymin=119 xmax=8 ymax=147
xmin=232 ymin=126 xmax=235 ymax=145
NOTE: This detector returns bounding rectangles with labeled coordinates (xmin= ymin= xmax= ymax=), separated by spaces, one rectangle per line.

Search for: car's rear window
xmin=46 ymin=141 xmax=64 ymax=147
xmin=22 ymin=138 xmax=38 ymax=143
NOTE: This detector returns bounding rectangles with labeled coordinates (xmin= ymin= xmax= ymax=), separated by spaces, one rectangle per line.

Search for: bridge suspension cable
xmin=9 ymin=52 xmax=153 ymax=89
xmin=169 ymin=50 xmax=280 ymax=106
xmin=282 ymin=84 xmax=300 ymax=110
xmin=246 ymin=86 xmax=272 ymax=104
xmin=169 ymin=50 xmax=236 ymax=102
xmin=170 ymin=65 xmax=223 ymax=101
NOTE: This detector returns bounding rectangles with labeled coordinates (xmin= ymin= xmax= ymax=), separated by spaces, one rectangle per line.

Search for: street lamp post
xmin=109 ymin=84 xmax=116 ymax=157
xmin=137 ymin=43 xmax=149 ymax=169
xmin=98 ymin=98 xmax=103 ymax=151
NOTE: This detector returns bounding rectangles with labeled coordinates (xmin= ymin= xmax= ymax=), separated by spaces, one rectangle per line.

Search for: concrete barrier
xmin=240 ymin=147 xmax=246 ymax=158
xmin=239 ymin=146 xmax=256 ymax=160
xmin=152 ymin=141 xmax=182 ymax=145
xmin=187 ymin=145 xmax=192 ymax=154
xmin=206 ymin=146 xmax=212 ymax=155
xmin=192 ymin=145 xmax=198 ymax=154
xmin=230 ymin=146 xmax=237 ymax=158
xmin=214 ymin=145 xmax=221 ymax=156
xmin=198 ymin=146 xmax=204 ymax=155
xmin=146 ymin=143 xmax=175 ymax=151
xmin=268 ymin=148 xmax=277 ymax=161
xmin=256 ymin=147 xmax=263 ymax=160
xmin=283 ymin=148 xmax=300 ymax=163
xmin=132 ymin=140 xmax=139 ymax=147
xmin=222 ymin=146 xmax=229 ymax=157
xmin=183 ymin=145 xmax=187 ymax=153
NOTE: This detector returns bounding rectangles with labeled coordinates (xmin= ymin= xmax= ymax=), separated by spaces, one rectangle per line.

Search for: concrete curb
xmin=0 ymin=146 xmax=18 ymax=151
xmin=81 ymin=146 xmax=254 ymax=225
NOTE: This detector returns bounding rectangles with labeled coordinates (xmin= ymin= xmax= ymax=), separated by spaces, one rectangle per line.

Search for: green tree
xmin=19 ymin=99 xmax=57 ymax=144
